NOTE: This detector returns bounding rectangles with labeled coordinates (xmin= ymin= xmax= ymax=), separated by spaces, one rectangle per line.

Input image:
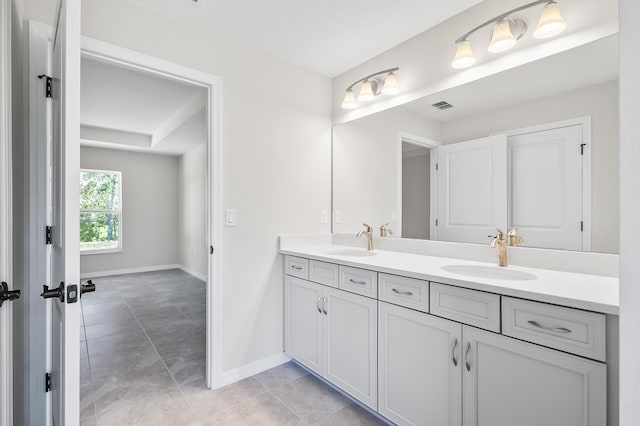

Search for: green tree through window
xmin=80 ymin=169 xmax=122 ymax=252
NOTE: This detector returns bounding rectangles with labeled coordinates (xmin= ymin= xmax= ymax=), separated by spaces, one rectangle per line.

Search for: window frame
xmin=79 ymin=168 xmax=123 ymax=255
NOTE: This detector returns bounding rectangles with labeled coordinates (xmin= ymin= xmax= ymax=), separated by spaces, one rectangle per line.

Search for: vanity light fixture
xmin=341 ymin=68 xmax=399 ymax=109
xmin=451 ymin=0 xmax=567 ymax=69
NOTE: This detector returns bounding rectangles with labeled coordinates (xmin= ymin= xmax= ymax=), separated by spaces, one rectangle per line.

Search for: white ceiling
xmin=81 ymin=57 xmax=207 ymax=155
xmin=127 ymin=0 xmax=483 ymax=77
xmin=403 ymin=34 xmax=619 ymax=122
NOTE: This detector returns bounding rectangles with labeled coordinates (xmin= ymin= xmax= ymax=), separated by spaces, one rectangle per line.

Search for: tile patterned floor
xmin=80 ymin=269 xmax=389 ymax=426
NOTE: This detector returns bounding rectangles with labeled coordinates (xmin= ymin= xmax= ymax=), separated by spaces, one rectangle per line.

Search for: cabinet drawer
xmin=284 ymin=255 xmax=309 ymax=280
xmin=379 ymin=273 xmax=429 ymax=313
xmin=502 ymin=297 xmax=606 ymax=362
xmin=309 ymin=260 xmax=339 ymax=288
xmin=430 ymin=283 xmax=501 ymax=332
xmin=339 ymin=266 xmax=377 ymax=298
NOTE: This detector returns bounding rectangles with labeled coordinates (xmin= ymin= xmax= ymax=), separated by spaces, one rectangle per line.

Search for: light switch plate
xmin=225 ymin=209 xmax=237 ymax=226
xmin=320 ymin=210 xmax=328 ymax=224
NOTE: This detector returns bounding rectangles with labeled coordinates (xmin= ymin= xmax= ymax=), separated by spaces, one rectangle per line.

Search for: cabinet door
xmin=462 ymin=326 xmax=606 ymax=426
xmin=284 ymin=276 xmax=323 ymax=375
xmin=379 ymin=302 xmax=462 ymax=426
xmin=323 ymin=287 xmax=378 ymax=409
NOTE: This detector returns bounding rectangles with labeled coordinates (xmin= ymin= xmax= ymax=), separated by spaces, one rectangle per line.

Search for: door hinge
xmin=45 ymin=372 xmax=51 ymax=392
xmin=38 ymin=74 xmax=52 ymax=98
xmin=580 ymin=221 xmax=584 ymax=232
xmin=580 ymin=143 xmax=586 ymax=155
xmin=46 ymin=226 xmax=52 ymax=244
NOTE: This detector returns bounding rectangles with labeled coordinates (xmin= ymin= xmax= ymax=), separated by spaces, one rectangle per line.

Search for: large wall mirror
xmin=333 ymin=34 xmax=619 ymax=254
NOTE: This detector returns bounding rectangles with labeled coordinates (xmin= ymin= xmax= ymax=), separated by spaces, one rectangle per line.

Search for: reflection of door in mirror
xmin=435 ymin=117 xmax=589 ymax=251
xmin=400 ymin=135 xmax=439 ymax=240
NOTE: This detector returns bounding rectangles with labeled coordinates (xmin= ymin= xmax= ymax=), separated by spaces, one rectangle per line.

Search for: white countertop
xmin=280 ymin=244 xmax=619 ymax=315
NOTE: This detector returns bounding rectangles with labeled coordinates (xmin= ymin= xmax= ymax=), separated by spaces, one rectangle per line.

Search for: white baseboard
xmin=79 ymin=264 xmax=181 ymax=279
xmin=214 ymin=352 xmax=291 ymax=389
xmin=178 ymin=264 xmax=207 ymax=281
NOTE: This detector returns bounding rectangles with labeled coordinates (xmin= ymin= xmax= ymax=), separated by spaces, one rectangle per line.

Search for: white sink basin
xmin=327 ymin=249 xmax=377 ymax=257
xmin=441 ymin=264 xmax=537 ymax=281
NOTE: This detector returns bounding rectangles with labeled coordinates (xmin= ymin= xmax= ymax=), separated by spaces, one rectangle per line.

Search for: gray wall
xmin=178 ymin=144 xmax=207 ymax=278
xmin=620 ymin=0 xmax=640 ymax=424
xmin=442 ymin=81 xmax=619 ymax=253
xmin=80 ymin=147 xmax=179 ymax=274
xmin=402 ymin=150 xmax=430 ymax=239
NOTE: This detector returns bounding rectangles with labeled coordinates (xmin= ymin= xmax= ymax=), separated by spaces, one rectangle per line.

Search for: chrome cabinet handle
xmin=465 ymin=342 xmax=472 ymax=372
xmin=527 ymin=320 xmax=572 ymax=334
xmin=392 ymin=288 xmax=414 ymax=296
xmin=316 ymin=296 xmax=322 ymax=313
xmin=322 ymin=297 xmax=328 ymax=315
xmin=451 ymin=338 xmax=459 ymax=367
xmin=349 ymin=278 xmax=367 ymax=285
xmin=290 ymin=265 xmax=303 ymax=270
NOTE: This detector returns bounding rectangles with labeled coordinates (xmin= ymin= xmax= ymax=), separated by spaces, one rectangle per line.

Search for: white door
xmin=284 ymin=276 xmax=324 ymax=375
xmin=436 ymin=135 xmax=507 ymax=244
xmin=48 ymin=0 xmax=81 ymax=424
xmin=508 ymin=125 xmax=584 ymax=250
xmin=462 ymin=325 xmax=606 ymax=426
xmin=323 ymin=287 xmax=377 ymax=410
xmin=378 ymin=301 xmax=462 ymax=426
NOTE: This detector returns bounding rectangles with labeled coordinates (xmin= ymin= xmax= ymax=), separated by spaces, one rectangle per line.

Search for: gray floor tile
xmin=271 ymin=375 xmax=352 ymax=423
xmin=181 ymin=377 xmax=269 ymax=420
xmin=206 ymin=392 xmax=303 ymax=426
xmin=83 ymin=309 xmax=136 ymax=326
xmin=84 ymin=318 xmax=142 ymax=340
xmin=165 ymin=355 xmax=206 ymax=386
xmin=313 ymin=403 xmax=391 ymax=425
xmin=254 ymin=361 xmax=309 ymax=390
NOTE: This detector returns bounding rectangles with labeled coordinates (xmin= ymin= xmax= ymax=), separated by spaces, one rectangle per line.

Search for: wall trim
xmin=217 ymin=352 xmax=291 ymax=389
xmin=79 ymin=264 xmax=181 ymax=279
xmin=178 ymin=265 xmax=206 ymax=281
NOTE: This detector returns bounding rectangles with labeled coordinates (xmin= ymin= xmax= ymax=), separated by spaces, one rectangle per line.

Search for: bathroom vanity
xmin=280 ymin=236 xmax=618 ymax=426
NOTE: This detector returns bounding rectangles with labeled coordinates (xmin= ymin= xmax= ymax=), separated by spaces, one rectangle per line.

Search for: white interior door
xmin=49 ymin=0 xmax=81 ymax=424
xmin=507 ymin=125 xmax=584 ymax=250
xmin=436 ymin=135 xmax=507 ymax=244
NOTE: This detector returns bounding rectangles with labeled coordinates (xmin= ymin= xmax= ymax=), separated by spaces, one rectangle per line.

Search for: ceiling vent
xmin=432 ymin=101 xmax=454 ymax=110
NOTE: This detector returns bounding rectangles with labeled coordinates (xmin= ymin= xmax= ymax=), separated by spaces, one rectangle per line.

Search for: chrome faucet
xmin=507 ymin=226 xmax=524 ymax=247
xmin=357 ymin=223 xmax=374 ymax=251
xmin=380 ymin=223 xmax=393 ymax=237
xmin=489 ymin=228 xmax=507 ymax=267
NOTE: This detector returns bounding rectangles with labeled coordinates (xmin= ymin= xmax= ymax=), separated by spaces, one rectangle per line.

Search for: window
xmin=80 ymin=169 xmax=122 ymax=254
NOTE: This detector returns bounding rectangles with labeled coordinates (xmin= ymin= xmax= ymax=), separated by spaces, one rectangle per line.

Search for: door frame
xmin=397 ymin=131 xmax=440 ymax=239
xmin=0 ymin=0 xmax=14 ymax=424
xmin=72 ymin=37 xmax=223 ymax=388
xmin=494 ymin=116 xmax=592 ymax=251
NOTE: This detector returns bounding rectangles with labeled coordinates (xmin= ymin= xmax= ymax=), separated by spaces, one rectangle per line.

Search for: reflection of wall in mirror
xmin=402 ymin=147 xmax=430 ymax=239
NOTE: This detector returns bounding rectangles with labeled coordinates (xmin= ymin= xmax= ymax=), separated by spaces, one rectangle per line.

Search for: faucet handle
xmin=362 ymin=223 xmax=372 ymax=232
xmin=380 ymin=223 xmax=393 ymax=237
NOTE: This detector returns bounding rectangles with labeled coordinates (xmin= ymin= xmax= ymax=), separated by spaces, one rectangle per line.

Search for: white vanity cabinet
xmin=462 ymin=325 xmax=606 ymax=426
xmin=284 ymin=272 xmax=378 ymax=409
xmin=378 ymin=301 xmax=462 ymax=426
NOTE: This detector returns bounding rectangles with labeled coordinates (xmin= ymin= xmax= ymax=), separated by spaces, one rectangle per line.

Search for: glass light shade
xmin=488 ymin=19 xmax=517 ymax=53
xmin=341 ymin=89 xmax=357 ymax=109
xmin=381 ymin=71 xmax=399 ymax=95
xmin=533 ymin=2 xmax=567 ymax=39
xmin=358 ymin=80 xmax=375 ymax=102
xmin=451 ymin=40 xmax=476 ymax=69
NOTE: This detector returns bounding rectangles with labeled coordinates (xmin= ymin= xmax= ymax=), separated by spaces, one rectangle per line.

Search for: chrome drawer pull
xmin=527 ymin=320 xmax=572 ymax=334
xmin=316 ymin=296 xmax=322 ymax=313
xmin=322 ymin=297 xmax=328 ymax=315
xmin=392 ymin=288 xmax=414 ymax=296
xmin=465 ymin=342 xmax=472 ymax=372
xmin=349 ymin=278 xmax=367 ymax=285
xmin=452 ymin=338 xmax=459 ymax=367
xmin=290 ymin=265 xmax=303 ymax=270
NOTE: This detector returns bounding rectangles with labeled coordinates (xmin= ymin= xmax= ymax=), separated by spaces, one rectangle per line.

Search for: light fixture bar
xmin=345 ymin=67 xmax=400 ymax=92
xmin=454 ymin=0 xmax=550 ymax=44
